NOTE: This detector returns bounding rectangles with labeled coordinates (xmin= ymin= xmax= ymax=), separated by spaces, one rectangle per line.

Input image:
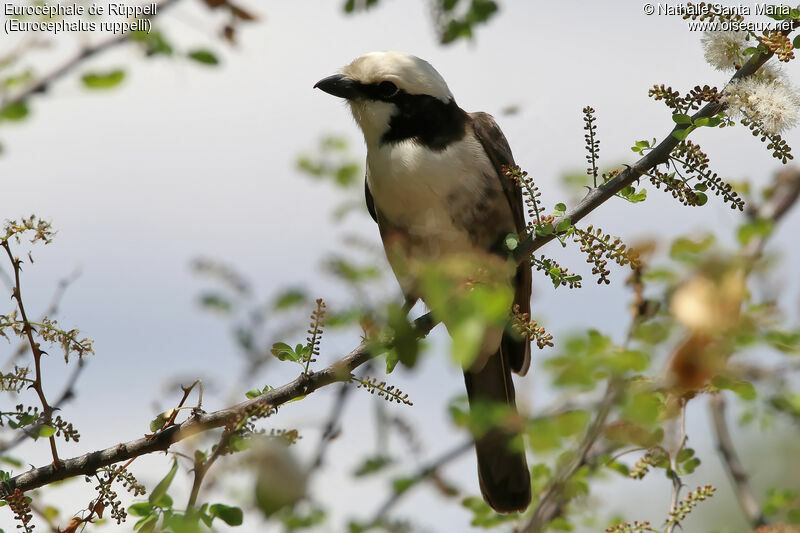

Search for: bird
xmin=314 ymin=51 xmax=532 ymax=513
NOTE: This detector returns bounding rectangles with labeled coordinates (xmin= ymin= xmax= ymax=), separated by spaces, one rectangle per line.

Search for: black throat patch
xmin=355 ymin=81 xmax=468 ymax=151
xmin=381 ymin=93 xmax=468 ymax=151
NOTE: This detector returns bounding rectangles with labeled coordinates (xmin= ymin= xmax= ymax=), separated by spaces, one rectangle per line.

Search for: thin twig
xmin=2 ymin=241 xmax=61 ymax=466
xmin=709 ymin=393 xmax=765 ymax=528
xmin=664 ymin=399 xmax=687 ymax=533
xmin=371 ymin=439 xmax=472 ymax=524
xmin=521 ymin=380 xmax=621 ymax=533
xmin=155 ymin=379 xmax=203 ymax=435
xmin=0 ymin=358 xmax=86 ymax=454
xmin=308 ymin=362 xmax=372 ymax=473
xmin=187 ymin=428 xmax=232 ymax=509
xmin=3 ymin=268 xmax=81 ymax=370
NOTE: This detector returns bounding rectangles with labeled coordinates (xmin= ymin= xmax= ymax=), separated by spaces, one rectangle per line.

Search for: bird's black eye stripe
xmin=360 ymin=80 xmax=401 ymax=100
xmin=377 ymin=81 xmax=399 ymax=98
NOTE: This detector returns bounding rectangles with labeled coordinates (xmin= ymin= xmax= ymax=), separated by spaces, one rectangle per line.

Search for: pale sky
xmin=1 ymin=1 xmax=799 ymax=531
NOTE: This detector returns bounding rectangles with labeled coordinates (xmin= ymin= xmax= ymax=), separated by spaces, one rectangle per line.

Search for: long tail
xmin=463 ymin=339 xmax=531 ymax=513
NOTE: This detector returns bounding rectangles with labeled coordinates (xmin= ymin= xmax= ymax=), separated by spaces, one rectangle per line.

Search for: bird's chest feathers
xmin=366 ymin=138 xmax=493 ymax=253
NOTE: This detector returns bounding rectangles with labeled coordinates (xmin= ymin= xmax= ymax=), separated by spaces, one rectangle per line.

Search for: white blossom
xmin=701 ymin=30 xmax=749 ymax=70
xmin=724 ymin=77 xmax=800 ymax=135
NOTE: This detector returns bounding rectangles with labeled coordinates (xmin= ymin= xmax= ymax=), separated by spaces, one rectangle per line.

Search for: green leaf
xmin=0 ymin=457 xmax=22 ymax=467
xmin=554 ymin=410 xmax=590 ymax=437
xmin=0 ymin=101 xmax=29 ymax=121
xmin=353 ymin=455 xmax=393 ymax=477
xmin=149 ymin=409 xmax=174 ymax=432
xmin=743 ymin=46 xmax=759 ymax=56
xmin=681 ymin=457 xmax=701 ymax=474
xmin=450 ymin=316 xmax=486 ymax=368
xmin=669 ymin=235 xmax=714 ymax=262
xmin=619 ymin=186 xmax=647 ymax=203
xmin=606 ymin=349 xmax=650 ymax=373
xmin=671 ymin=127 xmax=692 ymax=141
xmin=151 ymin=492 xmax=172 ymax=509
xmin=605 ymin=422 xmax=664 ymax=448
xmin=387 ymin=304 xmax=419 ymax=369
xmin=554 ymin=202 xmax=567 ymax=213
xmin=81 ymin=70 xmax=125 ymax=89
xmin=384 ymin=349 xmax=399 ymax=374
xmin=209 ymin=504 xmax=243 ymax=526
xmin=148 ymin=460 xmax=178 ymax=505
xmin=737 ymin=218 xmax=773 ymax=245
xmin=763 ymin=330 xmax=800 ymax=353
xmin=128 ymin=502 xmax=153 ymax=516
xmin=794 ymin=35 xmax=800 ymax=49
xmin=279 ymin=507 xmax=326 ymax=529
xmin=2 ymin=70 xmax=33 ymax=88
xmin=549 ymin=517 xmax=574 ymax=531
xmin=199 ymin=293 xmax=232 ymax=313
xmin=633 ymin=320 xmax=671 ymax=344
xmin=677 ymin=448 xmax=695 ymax=462
xmin=37 ymin=425 xmax=56 ymax=438
xmin=694 ymin=191 xmax=708 ymax=205
xmin=391 ymin=476 xmax=414 ymax=495
xmin=134 ymin=513 xmax=158 ymax=533
xmin=535 ymin=222 xmax=554 ymax=236
xmin=271 ymin=342 xmax=300 ymax=362
xmin=335 ymin=163 xmax=360 ymax=187
xmin=556 ymin=218 xmax=572 ymax=233
xmin=672 ymin=113 xmax=692 ymax=125
xmin=130 ymin=30 xmax=173 ymax=56
xmin=187 ymin=49 xmax=219 ymax=66
xmin=712 ymin=376 xmax=756 ymax=400
xmin=469 ymin=0 xmax=498 ymax=20
xmin=622 ymin=390 xmax=664 ymax=425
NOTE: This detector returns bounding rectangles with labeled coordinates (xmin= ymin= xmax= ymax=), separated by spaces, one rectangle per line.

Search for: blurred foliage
xmin=343 ymin=0 xmax=501 ymax=44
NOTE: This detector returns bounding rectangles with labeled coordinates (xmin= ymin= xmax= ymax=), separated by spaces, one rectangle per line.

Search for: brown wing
xmin=469 ymin=112 xmax=532 ymax=376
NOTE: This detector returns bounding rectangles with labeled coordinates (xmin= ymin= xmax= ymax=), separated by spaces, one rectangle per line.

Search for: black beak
xmin=314 ymin=74 xmax=361 ymax=100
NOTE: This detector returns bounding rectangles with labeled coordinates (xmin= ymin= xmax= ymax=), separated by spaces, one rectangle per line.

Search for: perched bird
xmin=315 ymin=51 xmax=532 ymax=513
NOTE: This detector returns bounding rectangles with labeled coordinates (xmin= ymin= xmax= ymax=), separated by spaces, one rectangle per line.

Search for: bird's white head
xmin=315 ymin=52 xmax=464 ymax=151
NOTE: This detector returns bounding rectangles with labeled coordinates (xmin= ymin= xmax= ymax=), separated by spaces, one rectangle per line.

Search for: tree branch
xmin=1 ymin=315 xmax=435 ymax=496
xmin=514 ymin=23 xmax=796 ymax=263
xmin=709 ymin=393 xmax=765 ymax=528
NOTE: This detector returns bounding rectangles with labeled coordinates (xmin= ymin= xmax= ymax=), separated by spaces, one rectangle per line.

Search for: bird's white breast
xmin=366 ymin=135 xmax=495 ymax=257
